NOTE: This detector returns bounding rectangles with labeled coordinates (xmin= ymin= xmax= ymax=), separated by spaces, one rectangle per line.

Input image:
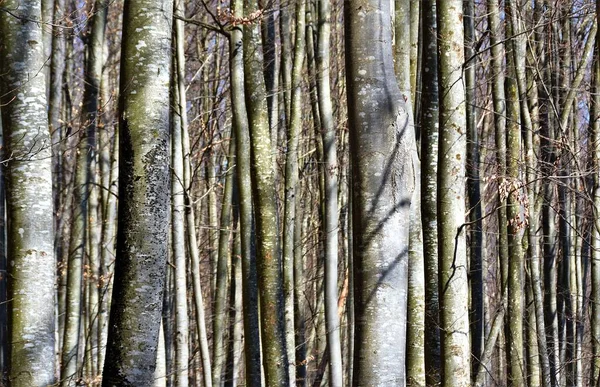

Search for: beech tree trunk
xmin=346 ymin=1 xmax=418 ymax=384
xmin=101 ymin=0 xmax=172 ymax=383
xmin=0 ymin=1 xmax=57 ymax=384
xmin=436 ymin=2 xmax=470 ymax=385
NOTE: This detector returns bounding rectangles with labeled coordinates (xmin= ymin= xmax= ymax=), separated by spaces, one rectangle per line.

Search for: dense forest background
xmin=1 ymin=0 xmax=600 ymax=386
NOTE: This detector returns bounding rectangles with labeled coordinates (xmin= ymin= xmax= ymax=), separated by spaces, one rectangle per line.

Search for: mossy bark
xmin=243 ymin=0 xmax=289 ymax=383
xmin=436 ymin=2 xmax=470 ymax=385
xmin=101 ymin=0 xmax=172 ymax=383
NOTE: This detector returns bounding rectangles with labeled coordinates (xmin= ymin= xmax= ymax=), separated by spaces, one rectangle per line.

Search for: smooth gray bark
xmin=282 ymin=0 xmax=306 ymax=383
xmin=346 ymin=0 xmax=417 ymax=384
xmin=316 ymin=0 xmax=343 ymax=384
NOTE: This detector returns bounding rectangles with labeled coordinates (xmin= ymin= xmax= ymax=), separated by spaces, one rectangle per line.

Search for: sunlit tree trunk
xmin=505 ymin=4 xmax=525 ymax=383
xmin=62 ymin=0 xmax=107 ymax=379
xmin=171 ymin=37 xmax=189 ymax=387
xmin=224 ymin=216 xmax=243 ymax=387
xmin=0 ymin=0 xmax=56 ymax=385
xmin=436 ymin=1 xmax=470 ymax=385
xmin=346 ymin=0 xmax=418 ymax=384
xmin=101 ymin=0 xmax=172 ymax=382
xmin=316 ymin=0 xmax=343 ymax=384
xmin=244 ymin=0 xmax=289 ymax=384
xmin=511 ymin=1 xmax=551 ymax=384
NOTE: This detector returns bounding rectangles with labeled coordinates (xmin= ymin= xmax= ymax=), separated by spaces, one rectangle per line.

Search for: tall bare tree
xmin=436 ymin=1 xmax=470 ymax=385
xmin=346 ymin=0 xmax=418 ymax=384
xmin=0 ymin=1 xmax=56 ymax=384
xmin=101 ymin=0 xmax=172 ymax=382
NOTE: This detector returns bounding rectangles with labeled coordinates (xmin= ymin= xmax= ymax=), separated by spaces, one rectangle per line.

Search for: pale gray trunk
xmin=154 ymin=321 xmax=167 ymax=387
xmin=511 ymin=0 xmax=551 ymax=383
xmin=83 ymin=0 xmax=107 ymax=378
xmin=282 ymin=0 xmax=306 ymax=383
xmin=213 ymin=134 xmax=234 ymax=387
xmin=172 ymin=37 xmax=189 ymax=387
xmin=101 ymin=0 xmax=172 ymax=382
xmin=97 ymin=57 xmax=118 ymax=375
xmin=407 ymin=178 xmax=425 ymax=386
xmin=394 ymin=0 xmax=410 ymax=98
xmin=177 ymin=13 xmax=213 ymax=387
xmin=487 ymin=0 xmax=509 ymax=300
xmin=0 ymin=0 xmax=57 ymax=384
xmin=316 ymin=0 xmax=343 ymax=384
xmin=346 ymin=0 xmax=417 ymax=384
xmin=48 ymin=0 xmax=66 ymax=242
xmin=61 ymin=132 xmax=87 ymax=385
xmin=224 ymin=221 xmax=243 ymax=387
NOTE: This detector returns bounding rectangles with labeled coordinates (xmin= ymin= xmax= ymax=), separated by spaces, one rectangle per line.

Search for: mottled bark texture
xmin=436 ymin=1 xmax=470 ymax=386
xmin=0 ymin=0 xmax=57 ymax=384
xmin=243 ymin=0 xmax=289 ymax=384
xmin=345 ymin=0 xmax=418 ymax=384
xmin=101 ymin=0 xmax=172 ymax=384
xmin=282 ymin=0 xmax=306 ymax=383
xmin=420 ymin=1 xmax=441 ymax=383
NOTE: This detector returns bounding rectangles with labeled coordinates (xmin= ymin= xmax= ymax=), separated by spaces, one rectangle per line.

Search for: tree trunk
xmin=171 ymin=35 xmax=189 ymax=387
xmin=345 ymin=0 xmax=418 ymax=384
xmin=213 ymin=132 xmax=234 ymax=387
xmin=591 ymin=16 xmax=600 ymax=383
xmin=282 ymin=0 xmax=306 ymax=383
xmin=101 ymin=0 xmax=172 ymax=382
xmin=464 ymin=0 xmax=483 ymax=379
xmin=316 ymin=0 xmax=343 ymax=385
xmin=504 ymin=5 xmax=525 ymax=382
xmin=243 ymin=0 xmax=289 ymax=385
xmin=0 ymin=0 xmax=57 ymax=384
xmin=228 ymin=0 xmax=262 ymax=382
xmin=420 ymin=1 xmax=441 ymax=383
xmin=436 ymin=1 xmax=470 ymax=385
